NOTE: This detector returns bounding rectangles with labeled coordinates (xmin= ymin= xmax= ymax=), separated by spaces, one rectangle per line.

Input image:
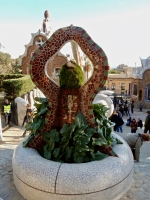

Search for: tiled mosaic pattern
xmin=29 ymin=25 xmax=109 ymax=149
xmin=13 ymin=133 xmax=133 ymax=200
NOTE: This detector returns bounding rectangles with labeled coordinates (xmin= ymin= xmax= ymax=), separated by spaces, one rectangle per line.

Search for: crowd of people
xmin=109 ymin=98 xmax=150 ymax=162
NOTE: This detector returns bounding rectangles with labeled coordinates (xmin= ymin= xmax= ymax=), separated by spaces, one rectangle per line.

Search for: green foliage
xmin=92 ymin=104 xmax=114 ymax=146
xmin=92 ymin=104 xmax=123 ymax=145
xmin=109 ymin=69 xmax=121 ymax=74
xmin=11 ymin=58 xmax=22 ymax=74
xmin=0 ymin=51 xmax=12 ymax=74
xmin=59 ymin=61 xmax=84 ymax=88
xmin=23 ymin=97 xmax=49 ymax=137
xmin=41 ymin=111 xmax=108 ymax=163
xmin=1 ymin=75 xmax=35 ymax=100
xmin=23 ymin=99 xmax=122 ymax=163
xmin=0 ymin=52 xmax=21 ymax=74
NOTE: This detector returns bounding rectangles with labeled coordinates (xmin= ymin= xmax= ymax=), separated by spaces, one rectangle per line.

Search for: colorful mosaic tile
xmin=29 ymin=25 xmax=109 ymax=149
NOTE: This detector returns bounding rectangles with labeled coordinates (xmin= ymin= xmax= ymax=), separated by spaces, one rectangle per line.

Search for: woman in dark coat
xmin=130 ymin=118 xmax=138 ymax=133
xmin=137 ymin=118 xmax=143 ymax=129
xmin=110 ymin=111 xmax=121 ymax=131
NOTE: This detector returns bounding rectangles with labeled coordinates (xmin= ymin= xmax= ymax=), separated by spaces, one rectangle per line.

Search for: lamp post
xmin=0 ymin=92 xmax=5 ymax=141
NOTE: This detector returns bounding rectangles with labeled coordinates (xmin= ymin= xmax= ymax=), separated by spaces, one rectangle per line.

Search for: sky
xmin=0 ymin=0 xmax=150 ymax=67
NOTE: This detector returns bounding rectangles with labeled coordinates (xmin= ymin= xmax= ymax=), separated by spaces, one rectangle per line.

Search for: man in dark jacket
xmin=2 ymin=99 xmax=11 ymax=126
xmin=144 ymin=111 xmax=150 ymax=134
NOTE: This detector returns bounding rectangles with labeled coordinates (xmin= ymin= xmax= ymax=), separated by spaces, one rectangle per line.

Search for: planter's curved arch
xmin=30 ymin=25 xmax=109 ymax=132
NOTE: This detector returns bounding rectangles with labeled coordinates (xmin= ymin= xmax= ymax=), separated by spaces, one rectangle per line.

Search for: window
xmin=111 ymin=83 xmax=115 ymax=90
xmin=121 ymin=83 xmax=125 ymax=90
xmin=133 ymin=84 xmax=137 ymax=95
xmin=145 ymin=84 xmax=150 ymax=102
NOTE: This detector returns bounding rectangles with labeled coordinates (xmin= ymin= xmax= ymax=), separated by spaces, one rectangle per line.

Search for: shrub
xmin=1 ymin=75 xmax=35 ymax=100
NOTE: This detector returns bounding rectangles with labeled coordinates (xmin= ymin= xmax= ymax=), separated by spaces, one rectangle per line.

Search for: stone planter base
xmin=12 ymin=133 xmax=133 ymax=200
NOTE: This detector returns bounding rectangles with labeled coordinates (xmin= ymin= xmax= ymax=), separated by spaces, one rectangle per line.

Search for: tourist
xmin=116 ymin=107 xmax=122 ymax=118
xmin=139 ymin=103 xmax=142 ymax=112
xmin=144 ymin=111 xmax=150 ymax=134
xmin=126 ymin=104 xmax=131 ymax=116
xmin=130 ymin=118 xmax=138 ymax=133
xmin=116 ymin=114 xmax=124 ymax=133
xmin=118 ymin=98 xmax=122 ymax=106
xmin=137 ymin=118 xmax=143 ymax=129
xmin=126 ymin=117 xmax=132 ymax=126
xmin=124 ymin=133 xmax=150 ymax=162
xmin=110 ymin=111 xmax=121 ymax=132
xmin=124 ymin=103 xmax=128 ymax=116
xmin=2 ymin=99 xmax=12 ymax=126
xmin=131 ymin=100 xmax=134 ymax=114
xmin=119 ymin=105 xmax=124 ymax=117
xmin=22 ymin=104 xmax=33 ymax=137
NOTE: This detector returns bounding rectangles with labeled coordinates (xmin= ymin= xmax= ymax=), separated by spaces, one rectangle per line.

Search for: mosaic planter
xmin=12 ymin=132 xmax=133 ymax=200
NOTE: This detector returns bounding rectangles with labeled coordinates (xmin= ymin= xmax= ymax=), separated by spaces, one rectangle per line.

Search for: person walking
xmin=144 ymin=111 xmax=150 ymax=134
xmin=139 ymin=103 xmax=142 ymax=112
xmin=22 ymin=104 xmax=33 ymax=137
xmin=124 ymin=103 xmax=128 ymax=116
xmin=124 ymin=133 xmax=150 ymax=162
xmin=130 ymin=118 xmax=138 ymax=133
xmin=137 ymin=118 xmax=143 ymax=129
xmin=116 ymin=115 xmax=124 ymax=133
xmin=2 ymin=99 xmax=11 ymax=126
xmin=126 ymin=104 xmax=131 ymax=116
xmin=131 ymin=100 xmax=134 ymax=114
xmin=119 ymin=105 xmax=124 ymax=118
xmin=110 ymin=110 xmax=121 ymax=132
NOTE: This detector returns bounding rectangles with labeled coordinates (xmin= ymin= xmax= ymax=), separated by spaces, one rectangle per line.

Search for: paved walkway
xmin=0 ymin=109 xmax=150 ymax=199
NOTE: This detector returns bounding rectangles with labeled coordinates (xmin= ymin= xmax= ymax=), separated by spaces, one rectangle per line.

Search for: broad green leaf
xmin=91 ymin=151 xmax=108 ymax=161
xmin=31 ymin=119 xmax=43 ymax=134
xmin=60 ymin=137 xmax=69 ymax=152
xmin=74 ymin=152 xmax=84 ymax=163
xmin=77 ymin=145 xmax=89 ymax=152
xmin=38 ymin=107 xmax=48 ymax=115
xmin=65 ymin=148 xmax=73 ymax=161
xmin=44 ymin=150 xmax=51 ymax=160
xmin=85 ymin=127 xmax=96 ymax=137
xmin=92 ymin=138 xmax=106 ymax=146
xmin=80 ymin=135 xmax=91 ymax=145
xmin=50 ymin=129 xmax=60 ymax=142
xmin=53 ymin=148 xmax=60 ymax=158
xmin=60 ymin=124 xmax=75 ymax=138
xmin=42 ymin=132 xmax=50 ymax=141
xmin=74 ymin=111 xmax=88 ymax=128
xmin=22 ymin=133 xmax=34 ymax=147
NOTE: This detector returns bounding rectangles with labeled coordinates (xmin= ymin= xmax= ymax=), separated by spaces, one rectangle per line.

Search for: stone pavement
xmin=0 ymin=109 xmax=150 ymax=200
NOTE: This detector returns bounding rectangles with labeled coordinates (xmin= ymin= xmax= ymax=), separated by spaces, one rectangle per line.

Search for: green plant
xmin=23 ymin=97 xmax=49 ymax=148
xmin=92 ymin=104 xmax=123 ymax=146
xmin=1 ymin=75 xmax=35 ymax=100
xmin=23 ymin=98 xmax=122 ymax=163
xmin=42 ymin=111 xmax=108 ymax=163
xmin=59 ymin=61 xmax=84 ymax=88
